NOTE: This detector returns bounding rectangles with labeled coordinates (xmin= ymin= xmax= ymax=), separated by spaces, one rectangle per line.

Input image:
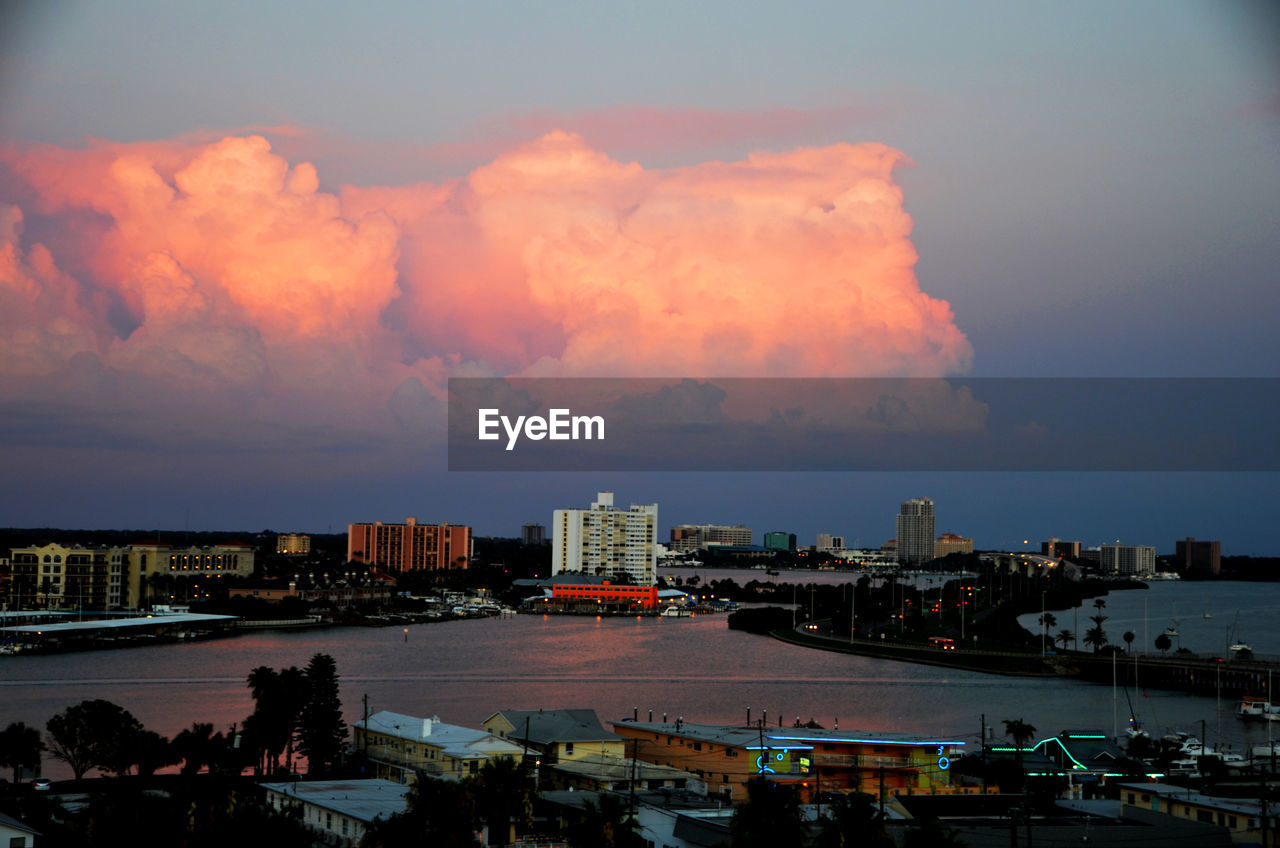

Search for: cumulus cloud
xmin=0 ymin=130 xmax=971 ymax=465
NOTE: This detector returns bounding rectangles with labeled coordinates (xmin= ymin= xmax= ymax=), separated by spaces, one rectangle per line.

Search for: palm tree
xmin=1038 ymin=612 xmax=1057 ymax=647
xmin=731 ymin=777 xmax=804 ymax=848
xmin=1002 ymin=718 xmax=1037 ymax=787
xmin=1083 ymin=626 xmax=1108 ymax=652
xmin=470 ymin=757 xmax=534 ymax=846
xmin=1123 ymin=631 xmax=1135 ymax=653
xmin=1154 ymin=633 xmax=1172 ymax=654
xmin=1055 ymin=629 xmax=1074 ymax=651
xmin=172 ymin=722 xmax=220 ymax=776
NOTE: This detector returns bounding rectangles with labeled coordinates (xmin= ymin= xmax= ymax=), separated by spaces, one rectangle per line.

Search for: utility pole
xmin=628 ymin=738 xmax=639 ymax=818
xmin=879 ymin=766 xmax=886 ymax=820
xmin=981 ymin=713 xmax=988 ymax=795
xmin=362 ymin=694 xmax=369 ymax=758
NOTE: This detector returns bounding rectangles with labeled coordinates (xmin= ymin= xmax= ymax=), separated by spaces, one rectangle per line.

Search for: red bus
xmin=927 ymin=636 xmax=956 ymax=651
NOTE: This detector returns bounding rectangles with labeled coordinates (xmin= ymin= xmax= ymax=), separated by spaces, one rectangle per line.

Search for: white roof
xmin=354 ymin=711 xmax=523 ymax=760
xmin=0 ymin=612 xmax=236 ymax=633
xmin=261 ymin=779 xmax=410 ymax=823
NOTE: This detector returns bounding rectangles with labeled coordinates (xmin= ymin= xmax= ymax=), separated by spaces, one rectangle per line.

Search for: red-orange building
xmin=611 ymin=720 xmax=966 ymax=803
xmin=347 ymin=518 xmax=471 ymax=572
xmin=549 ymin=579 xmax=660 ymax=609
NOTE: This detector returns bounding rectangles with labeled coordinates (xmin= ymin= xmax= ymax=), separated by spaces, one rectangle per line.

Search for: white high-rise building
xmin=553 ymin=492 xmax=659 ymax=586
xmin=1098 ymin=544 xmax=1156 ymax=577
xmin=895 ymin=497 xmax=936 ymax=565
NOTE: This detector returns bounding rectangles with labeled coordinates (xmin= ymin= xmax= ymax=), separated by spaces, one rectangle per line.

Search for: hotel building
xmin=1099 ymin=544 xmax=1156 ymax=577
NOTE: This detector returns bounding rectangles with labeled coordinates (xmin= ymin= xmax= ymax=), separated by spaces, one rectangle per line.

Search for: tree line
xmin=0 ymin=652 xmax=346 ymax=782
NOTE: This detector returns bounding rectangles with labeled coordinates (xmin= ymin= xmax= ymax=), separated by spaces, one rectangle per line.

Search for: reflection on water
xmin=4 ymin=583 xmax=1278 ymax=779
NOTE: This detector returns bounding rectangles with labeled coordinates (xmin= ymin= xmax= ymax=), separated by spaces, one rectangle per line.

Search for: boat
xmin=1230 ymin=641 xmax=1253 ymax=653
xmin=1238 ymin=696 xmax=1271 ymax=721
xmin=1162 ymin=626 xmax=1179 ymax=638
xmin=660 ymin=606 xmax=692 ymax=618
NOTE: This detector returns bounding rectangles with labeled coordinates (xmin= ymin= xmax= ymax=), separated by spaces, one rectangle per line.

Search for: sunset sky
xmin=1 ymin=2 xmax=1277 ymax=551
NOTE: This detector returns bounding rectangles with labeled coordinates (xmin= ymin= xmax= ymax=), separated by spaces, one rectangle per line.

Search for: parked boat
xmin=1238 ymin=695 xmax=1271 ymax=721
xmin=660 ymin=606 xmax=692 ymax=618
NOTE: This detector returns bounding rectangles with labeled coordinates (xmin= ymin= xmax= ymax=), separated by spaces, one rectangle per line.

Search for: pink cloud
xmin=0 ymin=128 xmax=971 ymax=452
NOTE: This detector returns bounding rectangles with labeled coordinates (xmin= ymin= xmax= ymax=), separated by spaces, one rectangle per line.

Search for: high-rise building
xmin=1175 ymin=537 xmax=1220 ymax=577
xmin=552 ymin=492 xmax=658 ymax=585
xmin=1098 ymin=544 xmax=1155 ymax=577
xmin=669 ymin=524 xmax=754 ymax=552
xmin=276 ymin=533 xmax=311 ymax=556
xmin=815 ymin=534 xmax=845 ymax=552
xmin=763 ymin=532 xmax=797 ymax=552
xmin=522 ymin=523 xmax=546 ymax=546
xmin=895 ymin=498 xmax=936 ymax=564
xmin=934 ymin=534 xmax=973 ymax=557
xmin=347 ymin=518 xmax=472 ymax=572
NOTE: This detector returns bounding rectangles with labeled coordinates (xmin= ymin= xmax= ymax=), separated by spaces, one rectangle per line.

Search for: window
xmin=1196 ymin=810 xmax=1213 ymax=823
xmin=1228 ymin=816 xmax=1237 ymax=828
xmin=565 ymin=742 xmax=574 ymax=755
xmin=1127 ymin=793 xmax=1136 ymax=804
xmin=11 ymin=837 xmax=27 ymax=848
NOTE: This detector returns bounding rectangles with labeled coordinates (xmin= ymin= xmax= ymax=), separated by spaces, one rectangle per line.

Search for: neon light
xmin=768 ymin=736 xmax=965 ymax=747
xmin=937 ymin=756 xmax=950 ymax=770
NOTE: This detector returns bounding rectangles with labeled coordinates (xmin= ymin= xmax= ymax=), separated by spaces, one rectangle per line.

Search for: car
xmin=32 ymin=777 xmax=52 ymax=791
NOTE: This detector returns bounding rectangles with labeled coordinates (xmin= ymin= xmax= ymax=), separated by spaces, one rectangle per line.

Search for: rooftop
xmin=260 ymin=779 xmax=410 ymax=823
xmin=615 ymin=721 xmax=966 ymax=749
xmin=489 ymin=709 xmax=622 ymax=745
xmin=355 ymin=711 xmax=522 ymax=760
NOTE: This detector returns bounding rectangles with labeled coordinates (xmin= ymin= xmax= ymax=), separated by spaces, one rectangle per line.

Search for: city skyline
xmin=0 ymin=4 xmax=1276 ymax=550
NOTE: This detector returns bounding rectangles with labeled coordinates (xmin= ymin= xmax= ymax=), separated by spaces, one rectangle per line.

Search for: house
xmin=261 ymin=779 xmax=410 ymax=847
xmin=352 ymin=710 xmax=524 ymax=784
xmin=484 ymin=709 xmax=625 ymax=764
xmin=542 ymin=753 xmax=699 ymax=794
xmin=611 ymin=719 xmax=966 ymax=803
xmin=0 ymin=811 xmax=39 ymax=848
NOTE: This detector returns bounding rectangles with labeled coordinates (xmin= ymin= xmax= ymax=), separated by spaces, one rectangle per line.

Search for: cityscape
xmin=2 ymin=2 xmax=1278 ymax=847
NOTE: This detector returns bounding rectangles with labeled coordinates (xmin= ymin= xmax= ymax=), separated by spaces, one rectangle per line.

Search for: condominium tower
xmin=347 ymin=518 xmax=472 ymax=572
xmin=895 ymin=497 xmax=936 ymax=565
xmin=553 ymin=492 xmax=658 ymax=585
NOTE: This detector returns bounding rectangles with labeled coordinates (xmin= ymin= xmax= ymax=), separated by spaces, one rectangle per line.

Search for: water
xmin=4 ymin=575 xmax=1278 ymax=779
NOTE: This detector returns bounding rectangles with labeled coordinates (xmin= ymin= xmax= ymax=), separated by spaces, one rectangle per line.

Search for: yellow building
xmin=935 ymin=534 xmax=974 ymax=557
xmin=276 ymin=534 xmax=311 ymax=556
xmin=483 ymin=709 xmax=626 ymax=764
xmin=127 ymin=542 xmax=255 ymax=608
xmin=9 ymin=543 xmax=127 ymax=610
xmin=352 ymin=711 xmax=523 ymax=785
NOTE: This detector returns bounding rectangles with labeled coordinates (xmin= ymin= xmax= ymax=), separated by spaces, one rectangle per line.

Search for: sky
xmin=0 ymin=2 xmax=1277 ymax=552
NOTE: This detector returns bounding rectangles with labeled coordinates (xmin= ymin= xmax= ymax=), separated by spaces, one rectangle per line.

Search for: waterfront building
xmin=762 ymin=531 xmax=796 ymax=553
xmin=543 ymin=755 xmax=695 ymax=794
xmin=127 ymin=541 xmax=255 ymax=607
xmin=611 ymin=719 xmax=964 ymax=803
xmin=1098 ymin=544 xmax=1156 ymax=577
xmin=9 ymin=543 xmax=126 ymax=610
xmin=262 ymin=779 xmax=410 ymax=847
xmin=552 ymin=492 xmax=658 ymax=586
xmin=9 ymin=541 xmax=254 ymax=610
xmin=275 ymin=533 xmax=311 ymax=555
xmin=669 ymin=524 xmax=754 ymax=552
xmin=230 ymin=574 xmax=394 ymax=609
xmin=352 ymin=710 xmax=523 ymax=784
xmin=815 ymin=533 xmax=845 ymax=552
xmin=521 ymin=523 xmax=546 ymax=546
xmin=934 ymin=533 xmax=973 ymax=557
xmin=347 ymin=518 xmax=472 ymax=573
xmin=1175 ymin=537 xmax=1220 ymax=577
xmin=483 ymin=709 xmax=625 ymax=763
xmin=519 ymin=574 xmax=661 ymax=611
xmin=895 ymin=497 xmax=935 ymax=564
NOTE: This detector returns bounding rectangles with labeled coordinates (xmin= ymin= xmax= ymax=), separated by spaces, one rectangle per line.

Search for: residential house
xmin=352 ymin=710 xmax=523 ymax=784
xmin=261 ymin=779 xmax=410 ymax=848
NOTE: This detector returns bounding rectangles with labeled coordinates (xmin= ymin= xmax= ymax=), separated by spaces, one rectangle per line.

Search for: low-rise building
xmin=934 ymin=534 xmax=973 ymax=557
xmin=484 ymin=709 xmax=625 ymax=764
xmin=611 ymin=719 xmax=965 ymax=803
xmin=353 ymin=710 xmax=523 ymax=784
xmin=517 ymin=575 xmax=661 ymax=612
xmin=543 ymin=753 xmax=697 ymax=794
xmin=1117 ymin=782 xmax=1272 ymax=845
xmin=261 ymin=779 xmax=409 ymax=847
